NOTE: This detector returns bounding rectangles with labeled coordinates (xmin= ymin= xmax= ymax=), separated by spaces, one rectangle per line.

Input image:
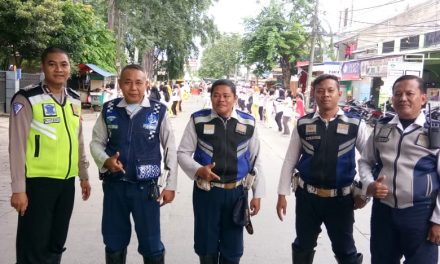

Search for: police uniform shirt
xmin=277 ymin=108 xmax=369 ymax=195
xmin=9 ymin=81 xmax=90 ymax=193
xmin=177 ymin=108 xmax=265 ymax=198
xmin=90 ymin=96 xmax=178 ymax=190
xmin=359 ymin=112 xmax=440 ymax=224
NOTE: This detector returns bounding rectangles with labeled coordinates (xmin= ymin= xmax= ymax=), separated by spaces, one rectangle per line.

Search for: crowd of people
xmin=8 ymin=46 xmax=440 ymax=264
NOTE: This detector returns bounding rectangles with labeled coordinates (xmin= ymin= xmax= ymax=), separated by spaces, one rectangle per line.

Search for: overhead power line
xmin=349 ymin=0 xmax=405 ymax=12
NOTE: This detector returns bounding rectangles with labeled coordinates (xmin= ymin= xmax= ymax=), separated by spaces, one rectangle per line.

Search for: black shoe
xmin=105 ymin=248 xmax=127 ymax=264
xmin=335 ymin=253 xmax=363 ymax=264
xmin=292 ymin=245 xmax=315 ymax=264
xmin=199 ymin=254 xmax=218 ymax=264
xmin=143 ymin=253 xmax=164 ymax=264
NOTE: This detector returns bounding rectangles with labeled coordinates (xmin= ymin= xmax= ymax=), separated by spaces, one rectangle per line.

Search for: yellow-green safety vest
xmin=24 ymin=87 xmax=81 ymax=179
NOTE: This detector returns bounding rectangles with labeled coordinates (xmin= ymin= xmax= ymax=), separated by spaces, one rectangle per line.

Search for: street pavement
xmin=1 ymin=95 xmax=376 ymax=263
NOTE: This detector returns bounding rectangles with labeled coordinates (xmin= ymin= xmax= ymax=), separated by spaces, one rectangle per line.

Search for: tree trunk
xmin=107 ymin=0 xmax=115 ymax=30
xmin=142 ymin=50 xmax=155 ymax=80
xmin=280 ymin=55 xmax=291 ymax=92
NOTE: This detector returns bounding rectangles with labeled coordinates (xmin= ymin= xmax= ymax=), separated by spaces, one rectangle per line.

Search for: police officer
xmin=9 ymin=47 xmax=91 ymax=264
xmin=276 ymin=74 xmax=368 ymax=264
xmin=178 ymin=79 xmax=265 ymax=264
xmin=359 ymin=75 xmax=440 ymax=264
xmin=90 ymin=64 xmax=177 ymax=264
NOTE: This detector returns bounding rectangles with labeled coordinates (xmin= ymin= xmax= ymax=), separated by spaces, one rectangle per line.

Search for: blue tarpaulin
xmin=79 ymin=64 xmax=115 ymax=77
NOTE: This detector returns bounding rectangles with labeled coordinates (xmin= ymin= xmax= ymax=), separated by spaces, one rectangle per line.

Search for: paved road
xmin=1 ymin=95 xmax=375 ymax=263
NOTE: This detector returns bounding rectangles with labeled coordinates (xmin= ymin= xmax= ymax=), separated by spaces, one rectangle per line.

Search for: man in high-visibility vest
xmin=9 ymin=47 xmax=91 ymax=264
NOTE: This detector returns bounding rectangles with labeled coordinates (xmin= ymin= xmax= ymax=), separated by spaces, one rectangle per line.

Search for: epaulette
xmin=66 ymin=87 xmax=80 ymax=99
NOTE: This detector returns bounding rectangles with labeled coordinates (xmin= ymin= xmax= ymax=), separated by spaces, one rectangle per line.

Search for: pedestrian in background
xmin=9 ymin=46 xmax=91 ymax=264
xmin=178 ymin=79 xmax=265 ymax=264
xmin=359 ymin=75 xmax=440 ymax=264
xmin=90 ymin=64 xmax=177 ymax=264
xmin=276 ymin=74 xmax=368 ymax=264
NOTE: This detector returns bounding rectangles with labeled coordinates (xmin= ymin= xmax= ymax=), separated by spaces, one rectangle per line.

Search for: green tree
xmin=198 ymin=34 xmax=243 ymax=79
xmin=243 ymin=0 xmax=310 ymax=88
xmin=0 ymin=0 xmax=116 ymax=72
xmin=0 ymin=0 xmax=63 ymax=69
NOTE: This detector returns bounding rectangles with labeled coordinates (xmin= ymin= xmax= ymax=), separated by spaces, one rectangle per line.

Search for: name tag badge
xmin=415 ymin=134 xmax=429 ymax=148
xmin=375 ymin=126 xmax=392 ymax=142
xmin=71 ymin=104 xmax=80 ymax=117
xmin=337 ymin=124 xmax=349 ymax=135
xmin=235 ymin=123 xmax=247 ymax=135
xmin=203 ymin=124 xmax=215 ymax=135
xmin=305 ymin=124 xmax=317 ymax=135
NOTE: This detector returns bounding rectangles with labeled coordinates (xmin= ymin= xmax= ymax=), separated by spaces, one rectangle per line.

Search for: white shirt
xmin=90 ymin=97 xmax=178 ymax=190
xmin=277 ymin=109 xmax=369 ymax=195
xmin=177 ymin=108 xmax=265 ymax=198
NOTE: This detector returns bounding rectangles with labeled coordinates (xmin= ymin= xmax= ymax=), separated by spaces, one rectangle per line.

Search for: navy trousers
xmin=102 ymin=180 xmax=164 ymax=258
xmin=292 ymin=187 xmax=359 ymax=262
xmin=193 ymin=183 xmax=244 ymax=263
xmin=371 ymin=199 xmax=438 ymax=264
xmin=16 ymin=177 xmax=75 ymax=264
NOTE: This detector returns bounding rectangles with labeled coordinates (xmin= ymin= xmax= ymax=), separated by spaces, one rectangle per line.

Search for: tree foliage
xmin=93 ymin=0 xmax=217 ymax=79
xmin=242 ymin=0 xmax=311 ymax=88
xmin=198 ymin=34 xmax=243 ymax=79
xmin=0 ymin=0 xmax=116 ymax=72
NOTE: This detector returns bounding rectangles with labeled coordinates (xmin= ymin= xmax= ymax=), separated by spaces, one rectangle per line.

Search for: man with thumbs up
xmin=359 ymin=75 xmax=440 ymax=264
xmin=90 ymin=64 xmax=177 ymax=264
xmin=178 ymin=79 xmax=264 ymax=264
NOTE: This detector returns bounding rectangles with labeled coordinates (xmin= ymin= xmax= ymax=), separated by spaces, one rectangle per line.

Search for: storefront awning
xmin=78 ymin=64 xmax=116 ymax=77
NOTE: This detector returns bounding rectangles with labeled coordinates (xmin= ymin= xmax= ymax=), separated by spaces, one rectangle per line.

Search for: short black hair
xmin=41 ymin=47 xmax=69 ymax=64
xmin=119 ymin=64 xmax=145 ymax=79
xmin=210 ymin=79 xmax=236 ymax=96
xmin=392 ymin=75 xmax=425 ymax=94
xmin=312 ymin=74 xmax=340 ymax=89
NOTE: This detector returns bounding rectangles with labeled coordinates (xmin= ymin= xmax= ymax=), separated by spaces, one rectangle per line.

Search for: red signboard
xmin=341 ymin=61 xmax=361 ymax=80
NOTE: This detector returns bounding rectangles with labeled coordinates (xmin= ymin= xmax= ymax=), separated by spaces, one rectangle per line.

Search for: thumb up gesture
xmin=103 ymin=151 xmax=126 ymax=174
xmin=367 ymin=175 xmax=388 ymax=199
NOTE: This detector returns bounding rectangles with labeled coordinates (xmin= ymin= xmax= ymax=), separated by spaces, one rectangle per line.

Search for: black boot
xmin=199 ymin=254 xmax=218 ymax=264
xmin=46 ymin=253 xmax=62 ymax=264
xmin=219 ymin=255 xmax=239 ymax=264
xmin=143 ymin=253 xmax=164 ymax=264
xmin=105 ymin=248 xmax=127 ymax=264
xmin=292 ymin=247 xmax=315 ymax=264
xmin=335 ymin=253 xmax=363 ymax=264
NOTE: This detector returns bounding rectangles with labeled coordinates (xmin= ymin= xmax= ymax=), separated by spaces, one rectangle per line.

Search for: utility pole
xmin=305 ymin=0 xmax=319 ymax=111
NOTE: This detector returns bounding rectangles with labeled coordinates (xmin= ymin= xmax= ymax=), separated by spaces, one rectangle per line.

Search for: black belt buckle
xmin=148 ymin=179 xmax=160 ymax=200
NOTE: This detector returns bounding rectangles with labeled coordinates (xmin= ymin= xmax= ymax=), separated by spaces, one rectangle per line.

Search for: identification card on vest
xmin=203 ymin=124 xmax=215 ymax=135
xmin=235 ymin=123 xmax=247 ymax=135
xmin=43 ymin=103 xmax=57 ymax=117
xmin=415 ymin=133 xmax=429 ymax=148
xmin=305 ymin=124 xmax=317 ymax=135
xmin=337 ymin=124 xmax=349 ymax=135
xmin=376 ymin=126 xmax=392 ymax=142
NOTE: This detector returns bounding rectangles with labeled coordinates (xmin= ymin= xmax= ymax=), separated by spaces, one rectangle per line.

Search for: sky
xmin=208 ymin=0 xmax=431 ymax=35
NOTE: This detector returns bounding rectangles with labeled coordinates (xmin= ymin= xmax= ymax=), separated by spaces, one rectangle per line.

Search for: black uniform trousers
xmin=16 ymin=177 xmax=75 ymax=264
xmin=293 ymin=187 xmax=358 ymax=262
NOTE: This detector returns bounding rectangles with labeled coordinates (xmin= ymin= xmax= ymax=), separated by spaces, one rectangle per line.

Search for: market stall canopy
xmin=78 ymin=64 xmax=116 ymax=77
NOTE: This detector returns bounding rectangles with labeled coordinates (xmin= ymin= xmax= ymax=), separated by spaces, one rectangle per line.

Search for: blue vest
xmin=102 ymin=98 xmax=166 ymax=182
xmin=296 ymin=112 xmax=361 ymax=188
xmin=192 ymin=109 xmax=255 ymax=183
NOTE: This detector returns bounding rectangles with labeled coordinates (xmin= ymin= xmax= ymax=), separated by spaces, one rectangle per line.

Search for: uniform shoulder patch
xmin=13 ymin=102 xmax=24 ymax=115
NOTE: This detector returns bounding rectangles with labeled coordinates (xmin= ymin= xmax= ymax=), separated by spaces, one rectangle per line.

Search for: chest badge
xmin=203 ymin=124 xmax=215 ymax=135
xmin=143 ymin=113 xmax=159 ymax=130
xmin=43 ymin=103 xmax=57 ymax=116
xmin=305 ymin=124 xmax=317 ymax=135
xmin=415 ymin=133 xmax=429 ymax=148
xmin=337 ymin=123 xmax=349 ymax=135
xmin=375 ymin=126 xmax=392 ymax=142
xmin=235 ymin=123 xmax=247 ymax=135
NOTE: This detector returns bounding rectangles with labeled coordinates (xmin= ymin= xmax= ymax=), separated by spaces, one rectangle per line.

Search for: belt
xmin=298 ymin=177 xmax=352 ymax=198
xmin=211 ymin=179 xmax=244 ymax=189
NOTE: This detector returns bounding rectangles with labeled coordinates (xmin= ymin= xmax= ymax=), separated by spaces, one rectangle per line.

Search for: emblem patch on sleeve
xmin=13 ymin=103 xmax=24 ymax=115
